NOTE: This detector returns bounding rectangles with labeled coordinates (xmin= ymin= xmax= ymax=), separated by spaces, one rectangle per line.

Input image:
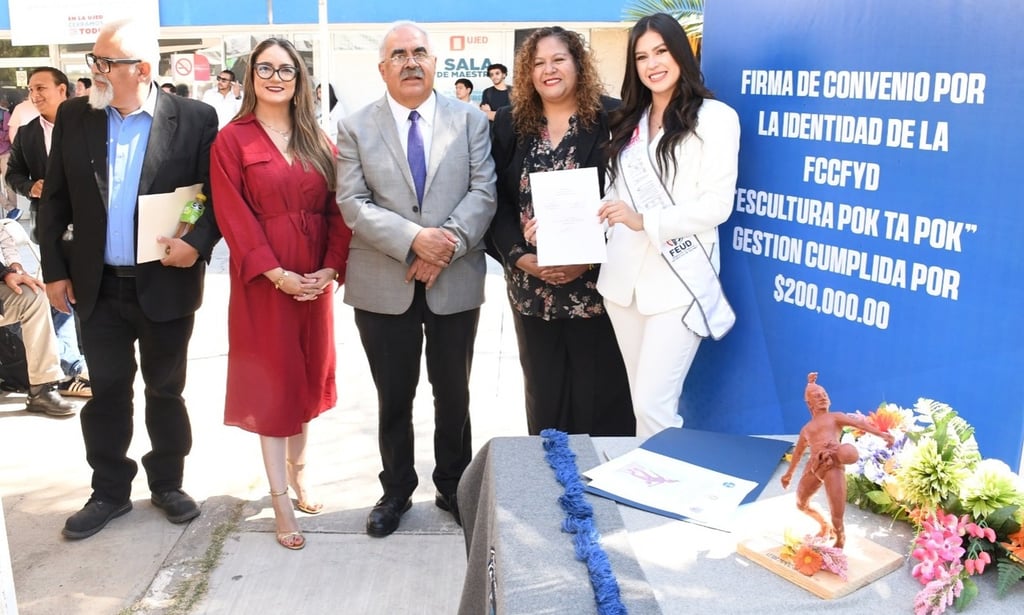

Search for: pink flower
xmin=964 ymin=522 xmax=995 ymax=542
xmin=912 ymin=558 xmax=938 ymax=583
xmin=971 ymin=551 xmax=991 ymax=575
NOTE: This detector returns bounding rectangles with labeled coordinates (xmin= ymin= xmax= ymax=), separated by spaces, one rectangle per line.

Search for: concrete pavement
xmin=1 ymin=235 xmax=527 ymax=615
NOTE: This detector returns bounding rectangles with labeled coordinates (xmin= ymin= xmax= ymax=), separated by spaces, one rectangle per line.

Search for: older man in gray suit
xmin=337 ymin=21 xmax=496 ymax=537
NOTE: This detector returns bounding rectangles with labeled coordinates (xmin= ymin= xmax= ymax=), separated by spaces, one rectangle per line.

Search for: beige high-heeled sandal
xmin=269 ymin=489 xmax=305 ymax=550
xmin=286 ymin=461 xmax=323 ymax=515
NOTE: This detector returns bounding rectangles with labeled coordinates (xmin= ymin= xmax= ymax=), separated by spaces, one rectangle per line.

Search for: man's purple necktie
xmin=407 ymin=110 xmax=426 ymax=205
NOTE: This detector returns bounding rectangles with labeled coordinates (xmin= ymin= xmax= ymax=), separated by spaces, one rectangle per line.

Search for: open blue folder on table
xmin=585 ymin=427 xmax=792 ymax=526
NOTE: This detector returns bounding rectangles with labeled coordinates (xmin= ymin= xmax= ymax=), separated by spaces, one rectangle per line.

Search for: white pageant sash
xmin=618 ymin=114 xmax=736 ymax=340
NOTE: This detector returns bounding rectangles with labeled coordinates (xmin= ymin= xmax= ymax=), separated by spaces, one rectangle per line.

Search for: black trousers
xmin=79 ymin=272 xmax=194 ymax=504
xmin=353 ymin=282 xmax=479 ymax=499
xmin=511 ymin=310 xmax=635 ymax=437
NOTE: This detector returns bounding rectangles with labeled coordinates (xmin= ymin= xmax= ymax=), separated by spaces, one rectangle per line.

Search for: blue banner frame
xmin=691 ymin=0 xmax=1023 ymax=468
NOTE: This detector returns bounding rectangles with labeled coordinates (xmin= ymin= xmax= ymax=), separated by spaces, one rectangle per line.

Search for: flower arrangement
xmin=779 ymin=529 xmax=848 ymax=580
xmin=843 ymin=399 xmax=1024 ymax=614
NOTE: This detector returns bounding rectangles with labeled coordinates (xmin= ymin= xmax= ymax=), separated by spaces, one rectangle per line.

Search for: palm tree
xmin=622 ymin=0 xmax=704 ymax=60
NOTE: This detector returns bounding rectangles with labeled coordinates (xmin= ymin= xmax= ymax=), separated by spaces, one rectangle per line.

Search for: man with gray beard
xmin=37 ymin=18 xmax=221 ymax=539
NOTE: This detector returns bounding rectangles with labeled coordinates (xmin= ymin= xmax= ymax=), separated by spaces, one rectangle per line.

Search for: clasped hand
xmin=411 ymin=227 xmax=457 ymax=268
xmin=277 ymin=268 xmax=337 ymax=301
xmin=518 ymin=218 xmax=588 ymax=285
xmin=515 ymin=254 xmax=587 ymax=286
xmin=405 ymin=227 xmax=457 ymax=288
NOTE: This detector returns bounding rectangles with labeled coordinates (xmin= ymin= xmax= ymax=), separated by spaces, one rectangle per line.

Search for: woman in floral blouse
xmin=487 ymin=26 xmax=633 ymax=436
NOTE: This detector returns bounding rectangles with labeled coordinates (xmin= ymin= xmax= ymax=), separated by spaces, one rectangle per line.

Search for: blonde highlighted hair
xmin=237 ymin=38 xmax=336 ymax=190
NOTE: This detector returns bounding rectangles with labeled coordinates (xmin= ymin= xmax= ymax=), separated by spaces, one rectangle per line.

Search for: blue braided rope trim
xmin=541 ymin=429 xmax=627 ymax=615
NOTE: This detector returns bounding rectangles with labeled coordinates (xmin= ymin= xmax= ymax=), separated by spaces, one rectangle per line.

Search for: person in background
xmin=0 ymin=224 xmax=77 ymax=416
xmin=454 ymin=78 xmax=473 ymax=103
xmin=75 ymin=78 xmax=92 ymax=97
xmin=211 ymin=38 xmax=352 ymax=551
xmin=337 ymin=20 xmax=496 ymax=537
xmin=5 ymin=67 xmax=91 ymax=397
xmin=8 ymin=97 xmax=39 ymax=144
xmin=315 ymin=82 xmax=347 ymax=144
xmin=174 ymin=83 xmax=190 ymax=98
xmin=488 ymin=26 xmax=633 ymax=437
xmin=201 ymin=69 xmax=242 ymax=130
xmin=38 ymin=18 xmax=221 ymax=540
xmin=480 ymin=62 xmax=510 ymax=121
xmin=160 ymin=83 xmax=175 ymax=95
xmin=599 ymin=13 xmax=741 ymax=437
xmin=0 ymin=103 xmax=17 ymax=219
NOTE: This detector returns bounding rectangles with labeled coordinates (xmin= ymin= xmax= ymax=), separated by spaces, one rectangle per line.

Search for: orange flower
xmin=907 ymin=507 xmax=932 ymax=527
xmin=867 ymin=405 xmax=904 ymax=433
xmin=1001 ymin=527 xmax=1024 ymax=562
xmin=794 ymin=545 xmax=823 ymax=576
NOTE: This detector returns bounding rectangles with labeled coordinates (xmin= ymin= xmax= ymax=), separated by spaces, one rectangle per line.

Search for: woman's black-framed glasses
xmin=85 ymin=53 xmax=142 ymax=74
xmin=253 ymin=63 xmax=298 ymax=82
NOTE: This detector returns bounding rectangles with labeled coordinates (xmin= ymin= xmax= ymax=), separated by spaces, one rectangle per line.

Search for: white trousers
xmin=605 ymin=299 xmax=701 ymax=439
xmin=0 ymin=282 xmax=64 ymax=386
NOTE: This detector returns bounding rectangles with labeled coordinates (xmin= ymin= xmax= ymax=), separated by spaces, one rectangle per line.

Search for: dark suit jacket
xmin=5 ymin=116 xmax=47 ymax=211
xmin=37 ymin=91 xmax=221 ymax=322
xmin=487 ymin=96 xmax=620 ymax=266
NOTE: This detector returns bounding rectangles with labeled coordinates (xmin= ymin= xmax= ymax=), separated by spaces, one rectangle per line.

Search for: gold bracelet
xmin=274 ymin=271 xmax=289 ymax=290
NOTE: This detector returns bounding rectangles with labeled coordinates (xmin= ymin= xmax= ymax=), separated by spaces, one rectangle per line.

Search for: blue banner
xmin=0 ymin=0 xmax=631 ymax=28
xmin=690 ymin=0 xmax=1024 ymax=468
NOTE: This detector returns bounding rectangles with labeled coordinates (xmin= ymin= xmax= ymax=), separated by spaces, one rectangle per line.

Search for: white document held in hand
xmin=529 ymin=167 xmax=607 ymax=266
xmin=136 ymin=183 xmax=203 ymax=263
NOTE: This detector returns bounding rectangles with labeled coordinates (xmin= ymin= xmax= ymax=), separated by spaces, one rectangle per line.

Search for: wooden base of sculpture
xmin=737 ymin=534 xmax=903 ymax=599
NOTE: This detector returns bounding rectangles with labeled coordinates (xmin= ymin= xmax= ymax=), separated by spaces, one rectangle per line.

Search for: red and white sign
xmin=173 ymin=55 xmax=194 ymax=79
xmin=8 ymin=0 xmax=159 ymax=46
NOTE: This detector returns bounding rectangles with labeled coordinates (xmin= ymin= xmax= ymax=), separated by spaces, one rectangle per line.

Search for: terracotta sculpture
xmin=780 ymin=373 xmax=895 ymax=549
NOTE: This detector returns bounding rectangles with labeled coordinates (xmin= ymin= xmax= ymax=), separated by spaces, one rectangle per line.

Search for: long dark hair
xmin=238 ymin=38 xmax=335 ymax=190
xmin=607 ymin=13 xmax=713 ymax=183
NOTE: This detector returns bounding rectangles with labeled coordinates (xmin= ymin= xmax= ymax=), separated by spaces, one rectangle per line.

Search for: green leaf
xmin=621 ymin=0 xmax=706 ymax=38
xmin=995 ymin=558 xmax=1024 ymax=596
xmin=985 ymin=505 xmax=1021 ymax=534
xmin=954 ymin=576 xmax=978 ymax=611
xmin=933 ymin=413 xmax=950 ymax=452
xmin=940 ymin=493 xmax=963 ymax=515
xmin=866 ymin=490 xmax=893 ymax=507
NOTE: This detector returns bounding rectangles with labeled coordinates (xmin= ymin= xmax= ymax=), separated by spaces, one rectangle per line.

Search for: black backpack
xmin=0 ymin=324 xmax=30 ymax=392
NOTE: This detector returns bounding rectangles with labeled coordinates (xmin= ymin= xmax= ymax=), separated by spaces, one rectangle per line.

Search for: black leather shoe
xmin=435 ymin=491 xmax=461 ymax=526
xmin=62 ymin=498 xmax=132 ymax=539
xmin=26 ymin=384 xmax=75 ymax=417
xmin=151 ymin=489 xmax=201 ymax=524
xmin=366 ymin=495 xmax=412 ymax=537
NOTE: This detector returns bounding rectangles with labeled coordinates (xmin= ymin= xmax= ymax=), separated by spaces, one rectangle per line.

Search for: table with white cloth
xmin=457 ymin=434 xmax=1021 ymax=614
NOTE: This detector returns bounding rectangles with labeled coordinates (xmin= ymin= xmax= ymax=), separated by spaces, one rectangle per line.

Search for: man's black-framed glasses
xmin=253 ymin=63 xmax=298 ymax=82
xmin=85 ymin=53 xmax=142 ymax=74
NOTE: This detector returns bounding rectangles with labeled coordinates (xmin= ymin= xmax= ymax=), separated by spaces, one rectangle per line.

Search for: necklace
xmin=258 ymin=118 xmax=291 ymax=140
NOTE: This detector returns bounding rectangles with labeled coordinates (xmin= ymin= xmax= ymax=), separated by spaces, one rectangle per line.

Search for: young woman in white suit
xmin=598 ymin=13 xmax=740 ymax=437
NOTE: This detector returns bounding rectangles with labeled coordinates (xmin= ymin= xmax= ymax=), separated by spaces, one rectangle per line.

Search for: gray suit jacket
xmin=337 ymin=93 xmax=496 ymax=315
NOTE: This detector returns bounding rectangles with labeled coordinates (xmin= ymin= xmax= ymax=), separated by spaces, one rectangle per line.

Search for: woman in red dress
xmin=211 ymin=38 xmax=351 ymax=550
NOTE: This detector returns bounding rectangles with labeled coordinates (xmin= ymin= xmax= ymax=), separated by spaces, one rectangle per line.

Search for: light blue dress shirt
xmin=104 ymin=86 xmax=157 ymax=266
